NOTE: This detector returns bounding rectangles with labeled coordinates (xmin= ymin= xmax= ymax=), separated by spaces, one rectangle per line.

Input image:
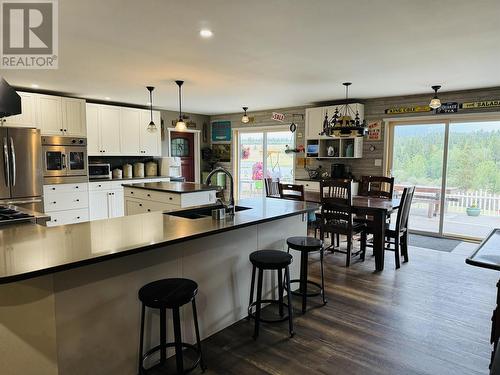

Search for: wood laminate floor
xmin=165 ymin=241 xmax=498 ymax=375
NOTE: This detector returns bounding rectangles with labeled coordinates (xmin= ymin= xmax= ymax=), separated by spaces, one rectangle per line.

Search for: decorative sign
xmin=436 ymin=102 xmax=459 ymax=114
xmin=271 ymin=112 xmax=285 ymax=122
xmin=385 ymin=106 xmax=432 ymax=114
xmin=368 ymin=121 xmax=382 ymax=140
xmin=461 ymin=100 xmax=500 ymax=110
xmin=211 ymin=121 xmax=231 ymax=142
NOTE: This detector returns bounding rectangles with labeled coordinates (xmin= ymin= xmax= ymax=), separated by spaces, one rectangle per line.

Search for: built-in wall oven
xmin=42 ymin=136 xmax=88 ymax=184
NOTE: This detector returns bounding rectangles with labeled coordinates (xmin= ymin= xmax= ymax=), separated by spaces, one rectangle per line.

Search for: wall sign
xmin=436 ymin=102 xmax=459 ymax=114
xmin=461 ymin=100 xmax=500 ymax=110
xmin=211 ymin=120 xmax=231 ymax=142
xmin=367 ymin=121 xmax=382 ymax=140
xmin=385 ymin=105 xmax=432 ymax=114
xmin=271 ymin=112 xmax=285 ymax=122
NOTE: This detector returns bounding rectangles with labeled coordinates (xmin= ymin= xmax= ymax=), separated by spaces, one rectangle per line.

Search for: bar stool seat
xmin=138 ymin=278 xmax=206 ymax=374
xmin=248 ymin=250 xmax=294 ymax=339
xmin=286 ymin=236 xmax=326 ymax=313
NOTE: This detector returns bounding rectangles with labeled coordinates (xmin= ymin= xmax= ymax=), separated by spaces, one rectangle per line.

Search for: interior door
xmin=170 ymin=131 xmax=195 ymax=182
xmin=9 ymin=128 xmax=43 ymax=198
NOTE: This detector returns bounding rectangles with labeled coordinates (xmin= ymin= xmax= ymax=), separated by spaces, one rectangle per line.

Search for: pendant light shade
xmin=175 ymin=80 xmax=187 ymax=131
xmin=146 ymin=86 xmax=157 ymax=132
xmin=241 ymin=106 xmax=250 ymax=123
xmin=429 ymin=85 xmax=442 ymax=109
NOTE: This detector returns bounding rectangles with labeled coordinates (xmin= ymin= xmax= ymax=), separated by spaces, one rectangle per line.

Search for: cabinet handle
xmin=147 ymin=209 xmax=151 ymax=212
xmin=130 ymin=191 xmax=134 ymax=194
xmin=76 ymin=216 xmax=80 ymax=219
xmin=52 ymin=187 xmax=55 ymax=190
xmin=75 ymin=186 xmax=79 ymax=189
xmin=139 ymin=204 xmax=142 ymax=207
xmin=98 ymin=184 xmax=102 ymax=187
xmin=54 ymin=219 xmax=57 ymax=222
xmin=169 ymin=197 xmax=172 ymax=200
xmin=75 ymin=199 xmax=80 ymax=202
xmin=60 ymin=128 xmax=63 ymax=131
xmin=52 ymin=201 xmax=56 ymax=204
xmin=147 ymin=193 xmax=151 ymax=197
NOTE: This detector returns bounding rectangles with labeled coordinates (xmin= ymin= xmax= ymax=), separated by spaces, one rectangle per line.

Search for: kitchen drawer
xmin=125 ymin=198 xmax=179 ymax=215
xmin=89 ymin=181 xmax=113 ymax=191
xmin=45 ymin=191 xmax=89 ymax=212
xmin=46 ymin=208 xmax=89 ymax=226
xmin=124 ymin=188 xmax=181 ymax=205
xmin=294 ymin=180 xmax=320 ymax=192
xmin=44 ymin=183 xmax=88 ymax=195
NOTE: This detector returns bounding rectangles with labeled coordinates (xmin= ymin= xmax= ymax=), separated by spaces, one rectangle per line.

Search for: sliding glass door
xmin=389 ymin=118 xmax=500 ymax=240
xmin=237 ymin=129 xmax=294 ymax=199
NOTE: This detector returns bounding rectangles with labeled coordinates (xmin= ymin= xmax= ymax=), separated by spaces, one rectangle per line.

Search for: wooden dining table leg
xmin=372 ymin=211 xmax=387 ymax=271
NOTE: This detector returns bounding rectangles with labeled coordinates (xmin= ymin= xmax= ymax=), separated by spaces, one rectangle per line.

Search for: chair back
xmin=320 ymin=179 xmax=353 ymax=232
xmin=265 ymin=178 xmax=280 ymax=197
xmin=278 ymin=183 xmax=305 ymax=201
xmin=395 ymin=186 xmax=415 ymax=233
xmin=360 ymin=176 xmax=395 ymax=199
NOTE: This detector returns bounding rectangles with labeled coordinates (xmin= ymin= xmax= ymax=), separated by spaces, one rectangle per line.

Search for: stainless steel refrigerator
xmin=0 ymin=128 xmax=43 ymax=212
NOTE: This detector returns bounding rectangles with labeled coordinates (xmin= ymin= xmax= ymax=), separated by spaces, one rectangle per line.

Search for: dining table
xmin=304 ymin=191 xmax=401 ymax=271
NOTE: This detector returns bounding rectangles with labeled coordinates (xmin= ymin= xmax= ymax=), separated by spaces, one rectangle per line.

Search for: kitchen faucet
xmin=205 ymin=167 xmax=235 ymax=215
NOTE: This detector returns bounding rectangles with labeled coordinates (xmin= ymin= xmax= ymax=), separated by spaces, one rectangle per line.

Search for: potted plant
xmin=466 ymin=201 xmax=481 ymax=217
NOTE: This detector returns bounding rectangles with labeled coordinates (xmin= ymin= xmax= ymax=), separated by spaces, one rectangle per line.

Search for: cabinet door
xmin=139 ymin=110 xmax=161 ymax=156
xmin=63 ymin=98 xmax=86 ymax=136
xmin=305 ymin=107 xmax=325 ymax=139
xmin=89 ymin=190 xmax=110 ymax=220
xmin=3 ymin=92 xmax=38 ymax=128
xmin=38 ymin=95 xmax=63 ymax=135
xmin=99 ymin=106 xmax=121 ymax=155
xmin=120 ymin=108 xmax=141 ymax=155
xmin=86 ymin=104 xmax=100 ymax=155
xmin=112 ymin=189 xmax=125 ymax=217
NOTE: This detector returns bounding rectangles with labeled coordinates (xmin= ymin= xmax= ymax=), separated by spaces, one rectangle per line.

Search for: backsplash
xmin=88 ymin=156 xmax=158 ymax=170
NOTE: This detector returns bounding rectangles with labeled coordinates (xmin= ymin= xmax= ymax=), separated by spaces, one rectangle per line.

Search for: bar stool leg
xmin=138 ymin=303 xmax=145 ymax=375
xmin=172 ymin=307 xmax=184 ymax=374
xmin=285 ymin=266 xmax=294 ymax=337
xmin=300 ymin=251 xmax=308 ymax=314
xmin=159 ymin=307 xmax=167 ymax=366
xmin=192 ymin=298 xmax=206 ymax=372
xmin=253 ymin=268 xmax=264 ymax=340
xmin=277 ymin=268 xmax=284 ymax=317
xmin=320 ymin=247 xmax=327 ymax=305
xmin=247 ymin=265 xmax=256 ymax=320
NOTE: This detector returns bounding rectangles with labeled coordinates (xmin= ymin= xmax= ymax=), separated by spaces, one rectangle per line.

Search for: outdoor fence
xmin=447 ymin=190 xmax=500 ymax=215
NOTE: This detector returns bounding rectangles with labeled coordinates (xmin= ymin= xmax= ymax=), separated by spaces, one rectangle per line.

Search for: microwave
xmin=89 ymin=163 xmax=111 ymax=179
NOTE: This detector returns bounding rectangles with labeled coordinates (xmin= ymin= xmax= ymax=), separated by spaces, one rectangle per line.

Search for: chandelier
xmin=320 ymin=82 xmax=367 ymax=137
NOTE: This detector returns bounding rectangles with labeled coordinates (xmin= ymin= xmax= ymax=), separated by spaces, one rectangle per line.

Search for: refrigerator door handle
xmin=9 ymin=137 xmax=16 ymax=187
xmin=3 ymin=137 xmax=10 ymax=187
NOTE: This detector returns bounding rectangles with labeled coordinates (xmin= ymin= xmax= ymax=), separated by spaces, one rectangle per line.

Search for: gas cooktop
xmin=0 ymin=206 xmax=35 ymax=225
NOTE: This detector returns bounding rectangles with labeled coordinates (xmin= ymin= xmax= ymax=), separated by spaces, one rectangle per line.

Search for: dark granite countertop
xmin=466 ymin=229 xmax=500 ymax=271
xmin=123 ymin=181 xmax=218 ymax=193
xmin=0 ymin=198 xmax=319 ymax=284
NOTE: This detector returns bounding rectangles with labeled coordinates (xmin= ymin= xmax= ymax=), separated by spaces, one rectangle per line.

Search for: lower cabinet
xmin=89 ymin=189 xmax=123 ymax=220
xmin=44 ymin=183 xmax=90 ymax=227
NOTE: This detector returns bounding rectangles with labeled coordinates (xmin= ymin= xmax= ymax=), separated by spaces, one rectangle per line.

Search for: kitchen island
xmin=0 ymin=197 xmax=318 ymax=375
xmin=123 ymin=181 xmax=219 ymax=215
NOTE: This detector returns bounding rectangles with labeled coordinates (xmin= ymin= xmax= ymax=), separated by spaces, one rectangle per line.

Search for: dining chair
xmin=360 ymin=176 xmax=395 ymax=199
xmin=361 ymin=186 xmax=415 ymax=269
xmin=278 ymin=183 xmax=305 ymax=201
xmin=319 ymin=180 xmax=366 ymax=267
xmin=265 ymin=178 xmax=280 ymax=198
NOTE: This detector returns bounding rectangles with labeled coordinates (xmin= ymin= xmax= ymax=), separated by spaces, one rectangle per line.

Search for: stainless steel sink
xmin=165 ymin=205 xmax=251 ymax=219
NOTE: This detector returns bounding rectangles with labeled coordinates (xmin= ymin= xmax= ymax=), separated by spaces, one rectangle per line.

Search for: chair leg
xmin=138 ymin=303 xmax=145 ymax=375
xmin=360 ymin=231 xmax=367 ymax=261
xmin=394 ymin=236 xmax=401 ymax=269
xmin=320 ymin=247 xmax=327 ymax=305
xmin=401 ymin=232 xmax=409 ymax=262
xmin=335 ymin=233 xmax=340 ymax=248
xmin=277 ymin=268 xmax=284 ymax=317
xmin=346 ymin=236 xmax=352 ymax=267
xmin=253 ymin=268 xmax=264 ymax=340
xmin=247 ymin=265 xmax=256 ymax=320
xmin=192 ymin=298 xmax=206 ymax=371
xmin=172 ymin=307 xmax=184 ymax=374
xmin=285 ymin=266 xmax=294 ymax=337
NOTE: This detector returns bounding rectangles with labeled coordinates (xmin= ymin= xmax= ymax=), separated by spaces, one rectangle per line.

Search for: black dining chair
xmin=265 ymin=178 xmax=280 ymax=198
xmin=278 ymin=183 xmax=305 ymax=201
xmin=319 ymin=180 xmax=366 ymax=267
xmin=359 ymin=176 xmax=395 ymax=199
xmin=361 ymin=186 xmax=415 ymax=269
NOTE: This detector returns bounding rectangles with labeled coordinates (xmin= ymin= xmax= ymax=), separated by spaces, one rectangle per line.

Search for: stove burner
xmin=0 ymin=205 xmax=35 ymax=224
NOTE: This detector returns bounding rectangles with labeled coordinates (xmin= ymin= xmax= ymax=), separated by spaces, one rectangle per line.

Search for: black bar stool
xmin=138 ymin=278 xmax=206 ymax=374
xmin=286 ymin=236 xmax=326 ymax=313
xmin=248 ymin=250 xmax=294 ymax=339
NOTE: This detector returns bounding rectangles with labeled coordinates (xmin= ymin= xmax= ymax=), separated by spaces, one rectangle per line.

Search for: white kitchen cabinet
xmin=139 ymin=110 xmax=161 ymax=156
xmin=38 ymin=95 xmax=64 ymax=134
xmin=86 ymin=104 xmax=100 ymax=155
xmin=89 ymin=189 xmax=124 ymax=220
xmin=43 ymin=183 xmax=90 ymax=226
xmin=120 ymin=108 xmax=141 ymax=155
xmin=63 ymin=97 xmax=86 ymax=136
xmin=86 ymin=104 xmax=121 ymax=156
xmin=305 ymin=107 xmax=325 ymax=139
xmin=3 ymin=92 xmax=38 ymax=128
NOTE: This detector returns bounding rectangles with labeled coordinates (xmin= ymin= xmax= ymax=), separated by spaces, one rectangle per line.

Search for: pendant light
xmin=146 ymin=86 xmax=157 ymax=132
xmin=429 ymin=85 xmax=442 ymax=109
xmin=241 ymin=106 xmax=250 ymax=123
xmin=175 ymin=80 xmax=187 ymax=131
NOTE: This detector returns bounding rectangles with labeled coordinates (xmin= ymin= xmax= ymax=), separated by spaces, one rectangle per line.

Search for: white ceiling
xmin=3 ymin=0 xmax=500 ymax=115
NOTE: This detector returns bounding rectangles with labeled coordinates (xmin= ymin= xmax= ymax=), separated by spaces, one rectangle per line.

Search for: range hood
xmin=0 ymin=78 xmax=21 ymax=118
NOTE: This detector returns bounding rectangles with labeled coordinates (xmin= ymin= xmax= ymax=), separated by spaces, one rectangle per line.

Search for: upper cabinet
xmin=38 ymin=95 xmax=63 ymax=134
xmin=62 ymin=98 xmax=86 ymax=136
xmin=305 ymin=103 xmax=364 ymax=140
xmin=3 ymin=92 xmax=38 ymax=128
xmin=88 ymin=103 xmax=161 ymax=157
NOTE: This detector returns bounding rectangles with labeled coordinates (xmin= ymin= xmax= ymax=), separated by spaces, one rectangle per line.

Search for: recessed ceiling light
xmin=31 ymin=84 xmax=39 ymax=88
xmin=200 ymin=29 xmax=213 ymax=38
